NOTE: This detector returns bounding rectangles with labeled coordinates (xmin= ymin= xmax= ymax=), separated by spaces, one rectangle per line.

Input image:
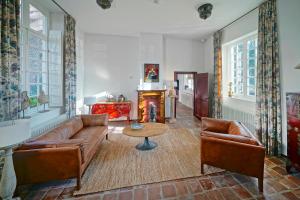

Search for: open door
xmin=194 ymin=73 xmax=209 ymax=119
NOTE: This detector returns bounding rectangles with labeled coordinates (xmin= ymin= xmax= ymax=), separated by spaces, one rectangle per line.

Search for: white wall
xmin=165 ymin=37 xmax=205 ymax=80
xmin=277 ymin=0 xmax=300 ymax=155
xmin=84 ymin=34 xmax=140 ymax=119
xmin=83 ymin=33 xmax=205 ymax=119
xmin=202 ymin=0 xmax=300 ymax=155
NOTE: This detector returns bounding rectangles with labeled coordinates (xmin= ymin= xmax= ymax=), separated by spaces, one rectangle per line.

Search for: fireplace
xmin=137 ymin=90 xmax=166 ymax=123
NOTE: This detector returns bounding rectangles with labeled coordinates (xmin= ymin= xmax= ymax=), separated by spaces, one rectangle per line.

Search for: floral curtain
xmin=64 ymin=15 xmax=76 ymax=118
xmin=0 ymin=0 xmax=20 ymax=121
xmin=256 ymin=0 xmax=282 ymax=156
xmin=212 ymin=31 xmax=223 ymax=119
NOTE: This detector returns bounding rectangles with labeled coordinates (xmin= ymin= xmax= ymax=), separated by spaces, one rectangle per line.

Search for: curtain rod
xmin=218 ymin=5 xmax=259 ymax=32
xmin=51 ymin=0 xmax=70 ymax=16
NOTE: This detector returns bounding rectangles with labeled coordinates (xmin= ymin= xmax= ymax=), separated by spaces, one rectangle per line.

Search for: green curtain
xmin=64 ymin=14 xmax=76 ymax=118
xmin=256 ymin=0 xmax=282 ymax=156
xmin=0 ymin=0 xmax=20 ymax=121
xmin=212 ymin=31 xmax=223 ymax=119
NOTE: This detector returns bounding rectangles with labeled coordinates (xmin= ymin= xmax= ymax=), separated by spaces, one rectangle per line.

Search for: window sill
xmin=226 ymin=96 xmax=256 ymax=103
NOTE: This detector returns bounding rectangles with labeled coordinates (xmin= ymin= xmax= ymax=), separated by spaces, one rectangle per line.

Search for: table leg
xmin=136 ymin=137 xmax=157 ymax=151
xmin=0 ymin=148 xmax=17 ymax=200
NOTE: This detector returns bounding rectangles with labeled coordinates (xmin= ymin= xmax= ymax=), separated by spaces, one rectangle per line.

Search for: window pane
xmin=29 ymin=34 xmax=46 ymax=50
xmin=29 ymin=73 xmax=40 ymax=84
xmin=30 ymin=84 xmax=38 ymax=97
xmin=231 ymin=43 xmax=243 ymax=95
xmin=247 ymin=87 xmax=256 ymax=96
xmin=28 ymin=59 xmax=47 ymax=72
xmin=247 ymin=39 xmax=257 ymax=96
xmin=29 ymin=4 xmax=46 ymax=34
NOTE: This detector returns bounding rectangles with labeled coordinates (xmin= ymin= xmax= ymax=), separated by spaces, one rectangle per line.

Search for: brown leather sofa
xmin=13 ymin=114 xmax=108 ymax=190
xmin=200 ymin=117 xmax=265 ymax=192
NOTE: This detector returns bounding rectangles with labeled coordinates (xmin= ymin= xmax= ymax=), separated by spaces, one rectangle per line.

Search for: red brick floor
xmin=15 ymin=103 xmax=300 ymax=200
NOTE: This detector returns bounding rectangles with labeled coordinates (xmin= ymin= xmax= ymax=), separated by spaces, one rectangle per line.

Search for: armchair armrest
xmin=201 ymin=131 xmax=259 ymax=145
xmin=80 ymin=114 xmax=108 ymax=126
xmin=200 ymin=135 xmax=265 ymax=178
xmin=13 ymin=147 xmax=82 ymax=186
xmin=201 ymin=117 xmax=231 ymax=133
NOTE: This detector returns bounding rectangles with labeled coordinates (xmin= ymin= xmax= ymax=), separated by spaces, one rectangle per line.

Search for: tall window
xmin=20 ymin=1 xmax=63 ymax=113
xmin=224 ymin=32 xmax=257 ymax=100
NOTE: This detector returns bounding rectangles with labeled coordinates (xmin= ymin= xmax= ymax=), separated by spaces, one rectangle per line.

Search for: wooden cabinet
xmin=91 ymin=101 xmax=132 ymax=121
xmin=194 ymin=73 xmax=209 ymax=119
xmin=286 ymin=93 xmax=300 ymax=173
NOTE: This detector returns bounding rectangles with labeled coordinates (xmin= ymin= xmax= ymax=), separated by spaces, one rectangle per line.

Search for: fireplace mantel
xmin=137 ymin=90 xmax=166 ymax=123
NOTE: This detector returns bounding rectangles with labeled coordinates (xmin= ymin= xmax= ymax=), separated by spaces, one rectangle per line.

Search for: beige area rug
xmin=74 ymin=127 xmax=221 ymax=196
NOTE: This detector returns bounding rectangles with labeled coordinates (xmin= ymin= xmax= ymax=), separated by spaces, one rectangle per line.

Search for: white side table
xmin=0 ymin=119 xmax=30 ymax=200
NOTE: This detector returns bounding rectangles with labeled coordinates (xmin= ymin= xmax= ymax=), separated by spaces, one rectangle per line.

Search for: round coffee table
xmin=123 ymin=123 xmax=168 ymax=151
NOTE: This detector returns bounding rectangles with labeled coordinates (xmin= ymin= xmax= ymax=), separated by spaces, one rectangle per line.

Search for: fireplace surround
xmin=137 ymin=90 xmax=166 ymax=123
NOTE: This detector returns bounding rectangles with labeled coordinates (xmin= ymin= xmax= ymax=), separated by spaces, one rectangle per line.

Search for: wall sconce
xmin=295 ymin=64 xmax=300 ymax=69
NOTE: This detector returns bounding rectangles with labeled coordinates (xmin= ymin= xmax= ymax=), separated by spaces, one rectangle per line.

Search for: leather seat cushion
xmin=71 ymin=126 xmax=107 ymax=162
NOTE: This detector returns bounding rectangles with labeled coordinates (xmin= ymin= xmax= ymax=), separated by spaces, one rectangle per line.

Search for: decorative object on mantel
xmin=144 ymin=64 xmax=159 ymax=83
xmin=38 ymin=90 xmax=49 ymax=113
xmin=198 ymin=3 xmax=213 ymax=20
xmin=96 ymin=0 xmax=113 ymax=9
xmin=118 ymin=94 xmax=126 ymax=102
xmin=295 ymin=63 xmax=300 ymax=69
xmin=149 ymin=102 xmax=157 ymax=122
xmin=20 ymin=91 xmax=31 ymax=118
xmin=106 ymin=93 xmax=117 ymax=102
xmin=168 ymin=81 xmax=177 ymax=123
xmin=0 ymin=119 xmax=31 ymax=200
xmin=228 ymin=82 xmax=233 ymax=97
xmin=84 ymin=96 xmax=97 ymax=114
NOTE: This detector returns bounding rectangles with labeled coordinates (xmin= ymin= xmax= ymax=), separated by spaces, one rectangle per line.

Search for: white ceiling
xmin=55 ymin=0 xmax=264 ymax=40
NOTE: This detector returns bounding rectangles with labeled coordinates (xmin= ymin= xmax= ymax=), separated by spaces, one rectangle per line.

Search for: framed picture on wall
xmin=144 ymin=64 xmax=159 ymax=83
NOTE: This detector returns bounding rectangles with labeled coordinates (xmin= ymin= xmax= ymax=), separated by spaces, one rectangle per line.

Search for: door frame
xmin=174 ymin=71 xmax=197 ymax=118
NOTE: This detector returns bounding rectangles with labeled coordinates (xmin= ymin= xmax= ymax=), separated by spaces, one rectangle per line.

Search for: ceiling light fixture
xmin=96 ymin=0 xmax=113 ymax=9
xmin=198 ymin=3 xmax=213 ymax=20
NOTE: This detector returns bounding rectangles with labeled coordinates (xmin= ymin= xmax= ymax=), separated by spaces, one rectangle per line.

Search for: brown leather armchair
xmin=13 ymin=114 xmax=108 ymax=190
xmin=200 ymin=117 xmax=265 ymax=192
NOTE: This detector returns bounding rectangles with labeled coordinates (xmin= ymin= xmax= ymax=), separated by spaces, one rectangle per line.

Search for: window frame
xmin=223 ymin=31 xmax=258 ymax=102
xmin=20 ymin=0 xmax=64 ymax=115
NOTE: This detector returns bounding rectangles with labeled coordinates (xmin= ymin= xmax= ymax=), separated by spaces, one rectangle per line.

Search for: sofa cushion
xmin=201 ymin=131 xmax=259 ymax=145
xmin=201 ymin=117 xmax=231 ymax=133
xmin=71 ymin=126 xmax=107 ymax=162
xmin=81 ymin=114 xmax=108 ymax=127
xmin=65 ymin=116 xmax=83 ymax=134
xmin=37 ymin=124 xmax=75 ymax=141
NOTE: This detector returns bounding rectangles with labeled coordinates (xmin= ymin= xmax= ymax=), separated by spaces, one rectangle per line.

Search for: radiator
xmin=222 ymin=105 xmax=256 ymax=134
xmin=30 ymin=114 xmax=67 ymax=137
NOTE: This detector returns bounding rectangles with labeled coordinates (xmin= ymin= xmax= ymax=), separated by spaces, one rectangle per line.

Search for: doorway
xmin=174 ymin=71 xmax=197 ymax=118
xmin=174 ymin=71 xmax=209 ymax=119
